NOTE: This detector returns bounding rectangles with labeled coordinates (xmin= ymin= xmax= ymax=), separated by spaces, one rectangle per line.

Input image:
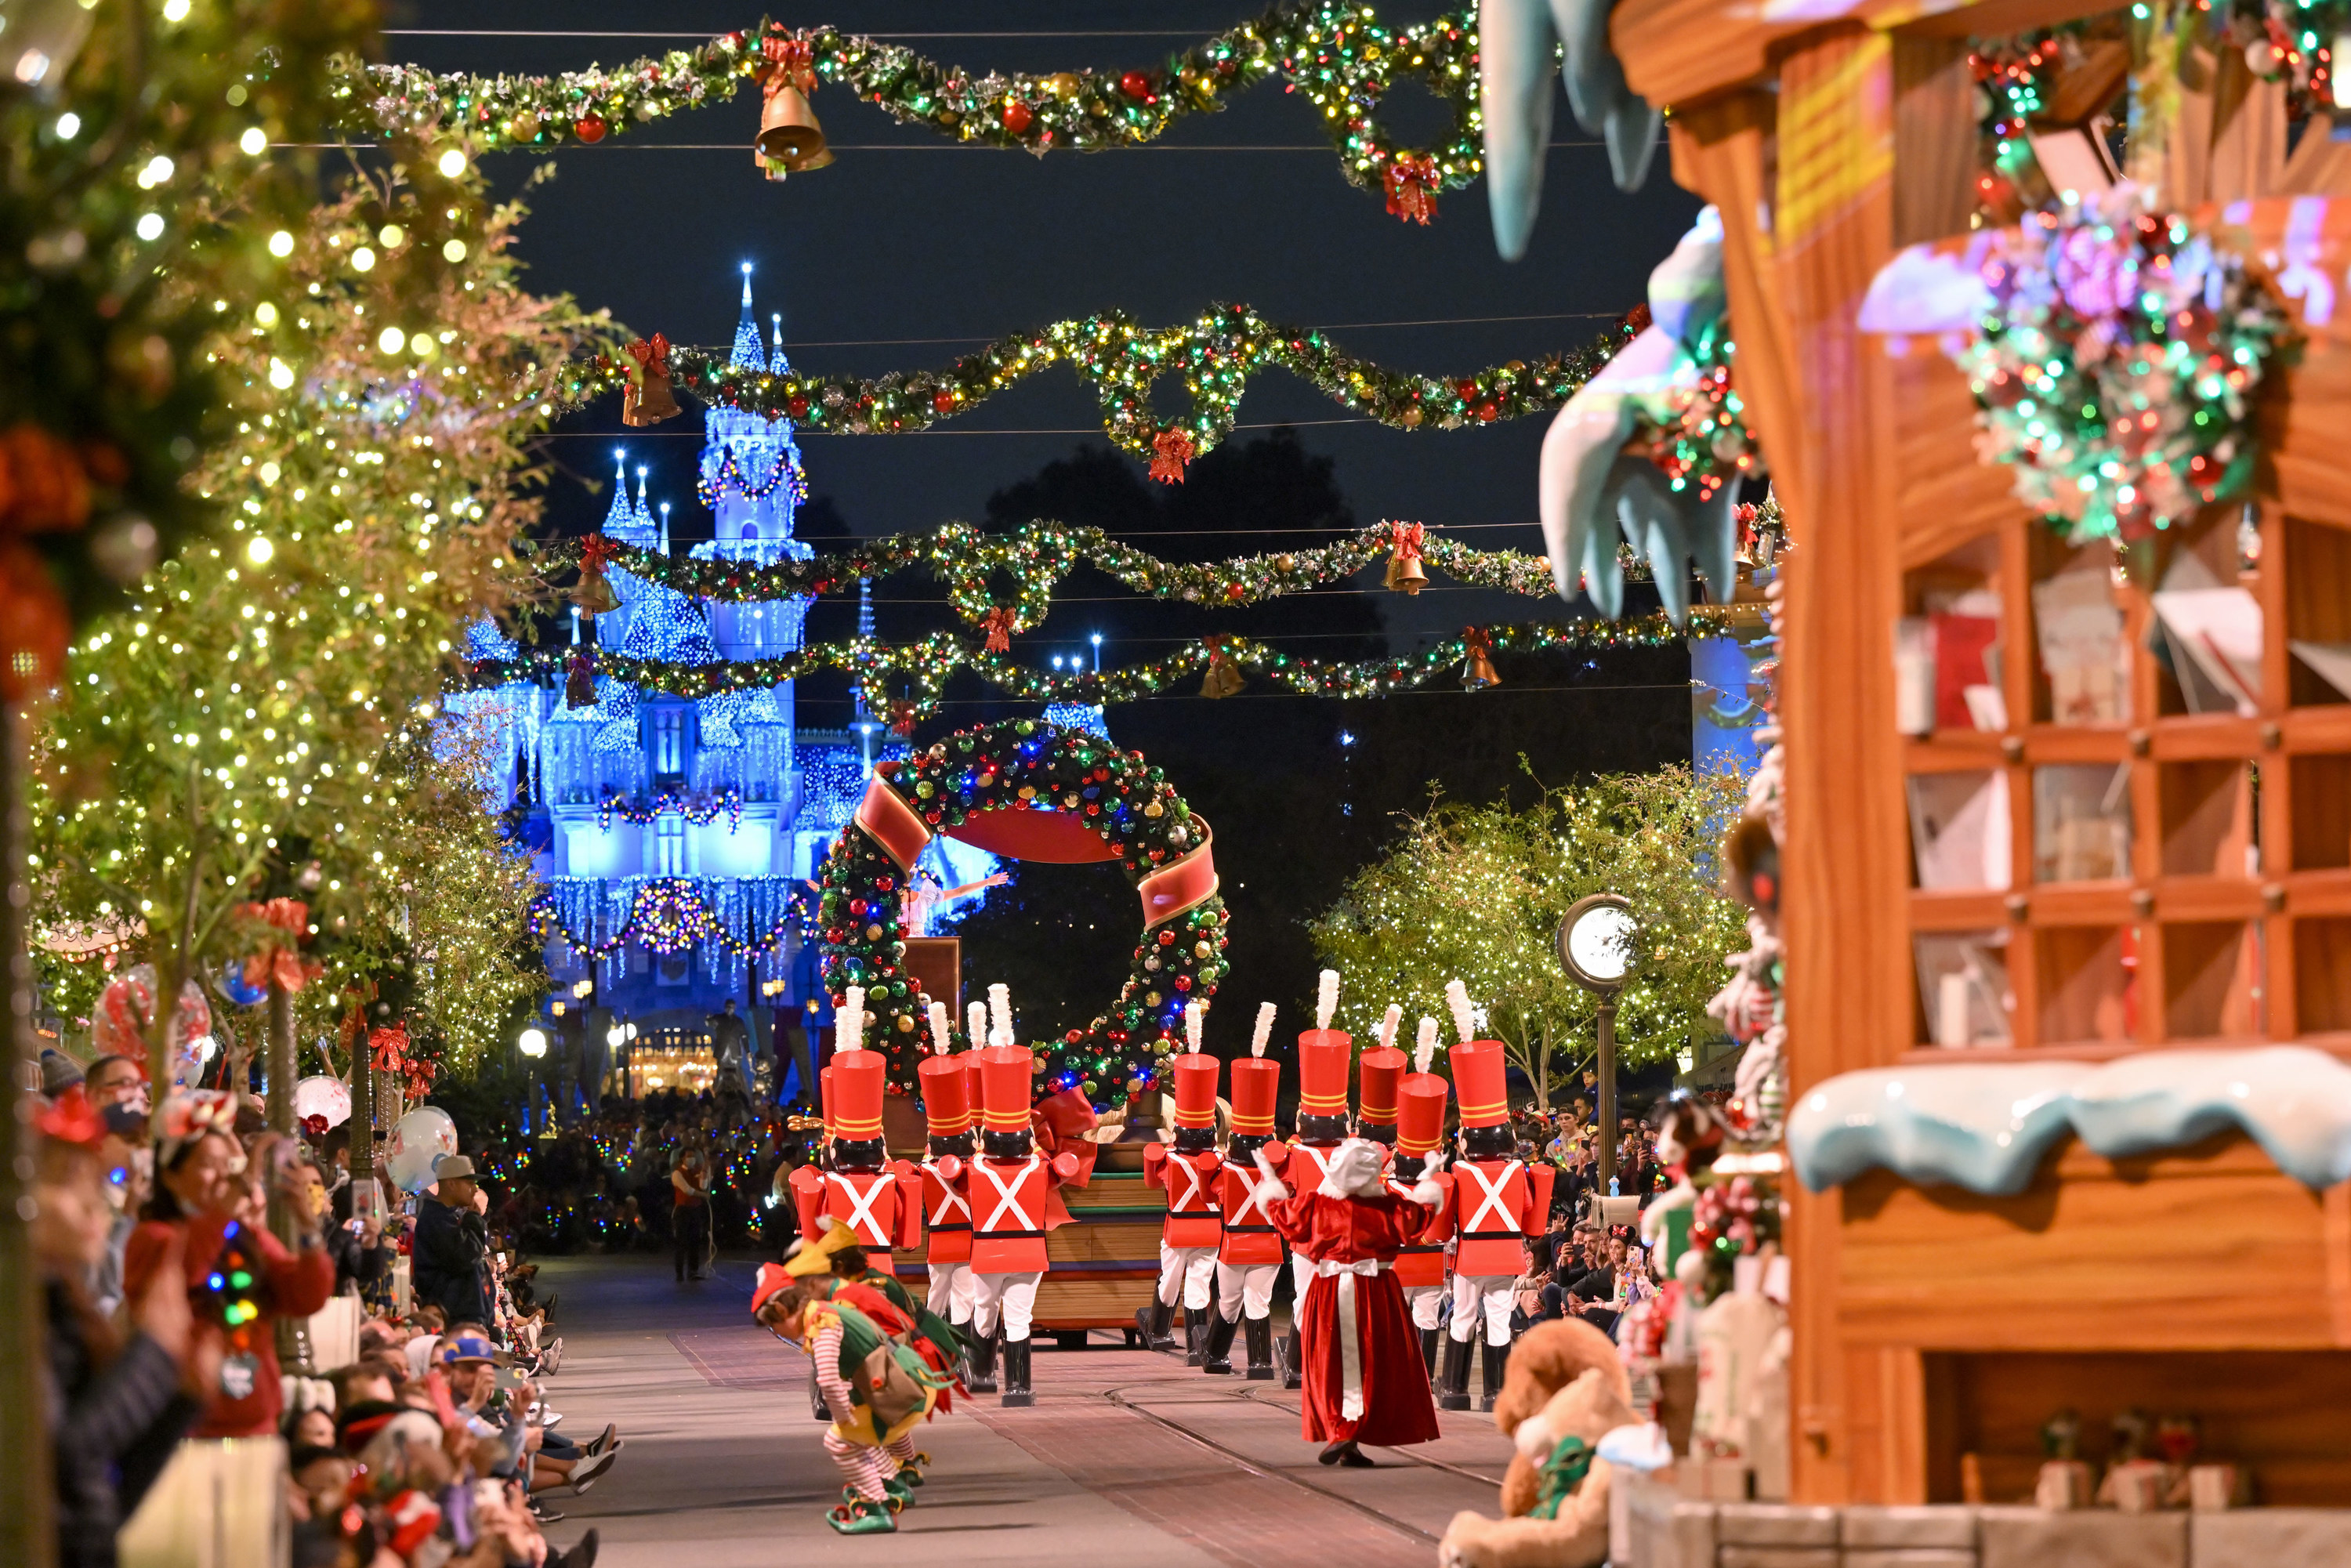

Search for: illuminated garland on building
xmin=527 ymin=876 xmax=811 ymax=958
xmin=465 ymin=610 xmax=1715 ymax=722
xmin=820 ymin=719 xmax=1226 ymax=1110
xmin=695 ymin=444 xmax=807 ymax=511
xmin=559 ymin=306 xmax=1636 ymax=473
xmin=544 ymin=517 xmax=1621 ymax=642
xmin=355 ymin=4 xmax=1483 ymax=221
xmin=592 ymin=787 xmax=747 ymax=832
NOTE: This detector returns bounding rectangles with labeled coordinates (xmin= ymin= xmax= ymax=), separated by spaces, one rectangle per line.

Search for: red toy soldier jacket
xmin=918 ymin=1157 xmax=972 ymax=1265
xmin=1440 ymin=1157 xmax=1554 ymax=1276
xmin=1143 ymin=1143 xmax=1224 ymax=1249
xmin=1282 ymin=1141 xmax=1342 ymax=1260
xmin=790 ymin=1163 xmax=923 ymax=1271
xmin=968 ymin=1152 xmax=1080 ymax=1273
xmin=1386 ymin=1171 xmax=1451 ymax=1287
xmin=1215 ymin=1152 xmax=1288 ymax=1266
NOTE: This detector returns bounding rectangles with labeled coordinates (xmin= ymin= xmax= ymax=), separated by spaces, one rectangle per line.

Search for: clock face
xmin=1566 ymin=904 xmax=1636 ymax=985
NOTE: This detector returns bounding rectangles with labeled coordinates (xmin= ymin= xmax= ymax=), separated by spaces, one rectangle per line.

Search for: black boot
xmin=1480 ymin=1338 xmax=1509 ymax=1414
xmin=1136 ymin=1298 xmax=1176 ymax=1353
xmin=1244 ymin=1316 xmax=1275 ymax=1382
xmin=1437 ymin=1335 xmax=1474 ymax=1411
xmin=1281 ymin=1326 xmax=1303 ymax=1391
xmin=810 ymin=1358 xmax=832 ymax=1422
xmin=1419 ymin=1327 xmax=1440 ymax=1381
xmin=1201 ymin=1313 xmax=1238 ymax=1374
xmin=1184 ymin=1310 xmax=1207 ymax=1367
xmin=964 ymin=1330 xmax=1000 ymax=1395
xmin=1001 ymin=1338 xmax=1034 ymax=1408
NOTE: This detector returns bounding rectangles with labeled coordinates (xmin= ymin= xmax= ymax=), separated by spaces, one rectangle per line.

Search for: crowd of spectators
xmin=33 ymin=1049 xmax=620 ymax=1568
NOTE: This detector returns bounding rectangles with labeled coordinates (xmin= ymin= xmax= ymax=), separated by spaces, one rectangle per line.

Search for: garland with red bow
xmin=237 ymin=899 xmax=323 ymax=994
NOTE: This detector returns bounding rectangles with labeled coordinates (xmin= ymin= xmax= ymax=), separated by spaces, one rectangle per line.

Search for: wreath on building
xmin=817 ymin=718 xmax=1228 ymax=1111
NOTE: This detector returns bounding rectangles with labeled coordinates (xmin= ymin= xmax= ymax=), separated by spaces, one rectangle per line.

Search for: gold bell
xmin=1201 ymin=657 xmax=1245 ymax=700
xmin=1462 ymin=639 xmax=1501 ymax=691
xmin=621 ymin=376 xmax=680 ymax=428
xmin=574 ymin=567 xmax=619 ymax=616
xmin=1384 ymin=549 xmax=1428 ymax=595
xmin=755 ymin=81 xmax=831 ymax=173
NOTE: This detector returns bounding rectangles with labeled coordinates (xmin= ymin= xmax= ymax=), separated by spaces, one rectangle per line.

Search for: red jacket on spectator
xmin=123 ymin=1213 xmax=333 ymax=1438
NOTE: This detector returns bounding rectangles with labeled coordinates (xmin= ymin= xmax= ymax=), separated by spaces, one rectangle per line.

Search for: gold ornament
xmin=865 ymin=923 xmax=883 ymax=940
xmin=509 ymin=111 xmax=541 ymax=141
xmin=1045 ymin=71 xmax=1081 ymax=101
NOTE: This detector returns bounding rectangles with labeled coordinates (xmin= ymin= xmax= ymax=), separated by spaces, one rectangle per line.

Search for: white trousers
xmin=1156 ymin=1243 xmax=1217 ymax=1310
xmin=926 ymin=1261 xmax=974 ymax=1324
xmin=1215 ymin=1262 xmax=1280 ymax=1322
xmin=1402 ymin=1283 xmax=1444 ymax=1331
xmin=971 ymin=1270 xmax=1042 ymax=1342
xmin=1449 ymin=1273 xmax=1516 ymax=1345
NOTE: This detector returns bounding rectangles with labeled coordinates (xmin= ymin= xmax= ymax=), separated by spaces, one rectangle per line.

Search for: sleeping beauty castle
xmin=447 ymin=266 xmax=999 ymax=1094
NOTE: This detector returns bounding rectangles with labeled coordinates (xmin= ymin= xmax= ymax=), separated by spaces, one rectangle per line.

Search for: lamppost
xmin=1556 ymin=892 xmax=1636 ymax=1193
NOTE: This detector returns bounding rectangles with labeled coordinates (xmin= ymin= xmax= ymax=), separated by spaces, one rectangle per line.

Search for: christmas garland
xmin=560 ymin=306 xmax=1637 ymax=475
xmin=550 ymin=516 xmax=1596 ymax=643
xmin=697 ymin=445 xmax=807 ymax=512
xmin=527 ymin=875 xmax=810 ymax=959
xmin=593 ymin=787 xmax=746 ymax=832
xmin=818 ymin=719 xmax=1226 ymax=1109
xmin=1952 ymin=184 xmax=2295 ymax=541
xmin=358 ymin=4 xmax=1482 ymax=222
xmin=467 ymin=611 xmax=1712 ymax=724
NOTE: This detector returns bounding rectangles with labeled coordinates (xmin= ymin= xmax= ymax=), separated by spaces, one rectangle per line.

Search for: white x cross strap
xmin=922 ymin=1164 xmax=971 ymax=1227
xmin=1223 ymin=1174 xmax=1269 ymax=1228
xmin=976 ymin=1156 xmax=1043 ymax=1233
xmin=1460 ymin=1159 xmax=1525 ymax=1234
xmin=1165 ymin=1154 xmax=1211 ymax=1213
xmin=828 ymin=1171 xmax=893 ymax=1244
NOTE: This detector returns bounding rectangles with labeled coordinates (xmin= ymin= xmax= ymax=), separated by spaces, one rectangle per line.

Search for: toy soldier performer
xmin=789 ymin=990 xmax=921 ymax=1274
xmin=1139 ymin=1001 xmax=1224 ymax=1360
xmin=1210 ymin=1003 xmax=1287 ymax=1379
xmin=1356 ymin=1003 xmax=1407 ymax=1157
xmin=968 ymin=1009 xmax=1081 ymax=1407
xmin=1435 ymin=980 xmax=1554 ymax=1413
xmin=1281 ymin=972 xmax=1353 ymax=1389
xmin=915 ymin=1003 xmax=976 ymax=1351
xmin=1389 ymin=1018 xmax=1453 ymax=1378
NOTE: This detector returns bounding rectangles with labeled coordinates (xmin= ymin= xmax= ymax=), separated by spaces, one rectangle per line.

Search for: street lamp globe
xmin=1557 ymin=894 xmax=1636 ymax=990
xmin=518 ymin=1027 xmax=549 ymax=1059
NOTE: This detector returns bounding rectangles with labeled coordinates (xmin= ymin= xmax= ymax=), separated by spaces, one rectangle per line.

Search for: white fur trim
xmin=1316 ymin=969 xmax=1341 ymax=1032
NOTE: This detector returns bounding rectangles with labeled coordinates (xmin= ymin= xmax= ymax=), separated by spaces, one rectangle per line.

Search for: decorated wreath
xmin=818 ymin=719 xmax=1228 ymax=1110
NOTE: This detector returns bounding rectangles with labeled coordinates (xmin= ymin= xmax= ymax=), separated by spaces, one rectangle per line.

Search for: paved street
xmin=528 ymin=1255 xmax=1513 ymax=1566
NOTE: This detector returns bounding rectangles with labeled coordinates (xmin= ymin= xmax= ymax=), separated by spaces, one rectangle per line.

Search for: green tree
xmin=1309 ymin=766 xmax=1747 ymax=1108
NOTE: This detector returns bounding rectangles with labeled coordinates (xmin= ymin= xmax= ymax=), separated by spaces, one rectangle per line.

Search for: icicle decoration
xmin=1444 ymin=978 xmax=1476 ymax=1045
xmin=1251 ymin=1001 xmax=1277 ymax=1059
xmin=1186 ymin=999 xmax=1205 ymax=1055
xmin=1377 ymin=1003 xmax=1403 ymax=1055
xmin=1415 ymin=1016 xmax=1440 ymax=1074
xmin=1316 ymin=969 xmax=1341 ymax=1031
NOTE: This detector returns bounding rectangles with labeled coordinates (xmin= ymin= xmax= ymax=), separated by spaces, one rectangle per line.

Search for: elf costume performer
xmin=1250 ymin=1135 xmax=1445 ymax=1467
xmin=790 ymin=990 xmax=922 ymax=1273
xmin=1434 ymin=980 xmax=1555 ymax=1413
xmin=967 ymin=995 xmax=1081 ymax=1407
xmin=1281 ymin=972 xmax=1353 ymax=1388
xmin=915 ymin=1002 xmax=976 ymax=1340
xmin=1139 ymin=1000 xmax=1224 ymax=1361
xmin=752 ymin=1263 xmax=956 ymax=1536
xmin=787 ymin=1221 xmax=967 ymax=1408
xmin=1211 ymin=1005 xmax=1286 ymax=1380
xmin=1389 ymin=1017 xmax=1454 ymax=1378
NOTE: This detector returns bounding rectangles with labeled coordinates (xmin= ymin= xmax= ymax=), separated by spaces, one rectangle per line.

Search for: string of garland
xmin=467 ymin=613 xmax=1712 ymax=723
xmin=356 ymin=4 xmax=1483 ymax=222
xmin=594 ymin=787 xmax=745 ymax=831
xmin=526 ymin=877 xmax=811 ymax=959
xmin=563 ymin=306 xmax=1639 ymax=475
xmin=546 ymin=517 xmax=1610 ymax=641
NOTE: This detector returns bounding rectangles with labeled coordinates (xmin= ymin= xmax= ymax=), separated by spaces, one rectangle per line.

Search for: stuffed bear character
xmin=1490 ymin=1319 xmax=1630 ymax=1515
xmin=1437 ymin=1367 xmax=1640 ymax=1568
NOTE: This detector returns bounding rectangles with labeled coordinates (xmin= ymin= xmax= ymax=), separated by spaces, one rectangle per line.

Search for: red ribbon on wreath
xmin=760 ymin=31 xmax=817 ymax=92
xmin=1148 ymin=427 xmax=1194 ymax=486
xmin=1383 ymin=154 xmax=1440 ymax=226
xmin=237 ymin=898 xmax=322 ymax=994
xmin=888 ymin=697 xmax=920 ymax=737
xmin=1391 ymin=520 xmax=1425 ymax=567
xmin=623 ymin=334 xmax=671 ymax=386
xmin=579 ymin=533 xmax=621 ymax=572
xmin=981 ymin=605 xmax=1016 ymax=654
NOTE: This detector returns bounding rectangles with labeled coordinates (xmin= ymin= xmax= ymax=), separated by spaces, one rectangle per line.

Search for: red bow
xmin=238 ymin=898 xmax=321 ymax=994
xmin=1464 ymin=626 xmax=1494 ymax=658
xmin=579 ymin=533 xmax=621 ymax=571
xmin=370 ymin=1023 xmax=411 ymax=1074
xmin=981 ymin=606 xmax=1016 ymax=654
xmin=624 ymin=334 xmax=671 ymax=385
xmin=1383 ymin=154 xmax=1440 ymax=225
xmin=301 ymin=1114 xmax=329 ymax=1139
xmin=888 ymin=698 xmax=919 ymax=737
xmin=1391 ymin=520 xmax=1425 ymax=564
xmin=760 ymin=33 xmax=817 ymax=92
xmin=1148 ymin=427 xmax=1194 ymax=486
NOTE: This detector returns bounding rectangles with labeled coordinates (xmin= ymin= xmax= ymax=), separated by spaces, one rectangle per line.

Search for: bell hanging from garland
xmin=1460 ymin=628 xmax=1500 ymax=691
xmin=755 ymin=34 xmax=831 ymax=176
xmin=1384 ymin=520 xmax=1428 ymax=594
xmin=574 ymin=534 xmax=621 ymax=616
xmin=621 ymin=334 xmax=680 ymax=427
xmin=1200 ymin=637 xmax=1245 ymax=700
xmin=564 ymin=650 xmax=597 ymax=711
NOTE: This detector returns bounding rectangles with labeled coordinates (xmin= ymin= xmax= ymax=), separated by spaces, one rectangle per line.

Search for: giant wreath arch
xmin=817 ymin=719 xmax=1227 ymax=1111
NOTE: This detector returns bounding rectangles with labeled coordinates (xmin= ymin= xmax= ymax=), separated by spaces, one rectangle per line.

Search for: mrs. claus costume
xmin=1255 ymin=1136 xmax=1446 ymax=1465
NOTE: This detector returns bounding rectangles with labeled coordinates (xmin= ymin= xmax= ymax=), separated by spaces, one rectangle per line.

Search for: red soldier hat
xmin=1397 ymin=1071 xmax=1450 ymax=1154
xmin=1295 ymin=1027 xmax=1352 ymax=1120
xmin=964 ymin=1052 xmax=986 ymax=1119
xmin=819 ymin=1063 xmax=837 ymax=1141
xmin=830 ymin=1049 xmax=886 ymax=1142
xmin=918 ymin=1053 xmax=973 ymax=1136
xmin=976 ymin=1045 xmax=1034 ymax=1133
xmin=1228 ymin=1057 xmax=1279 ymax=1135
xmin=1169 ymin=1053 xmax=1219 ymax=1128
xmin=1356 ymin=1046 xmax=1405 ymax=1131
xmin=1450 ymin=1038 xmax=1510 ymax=1129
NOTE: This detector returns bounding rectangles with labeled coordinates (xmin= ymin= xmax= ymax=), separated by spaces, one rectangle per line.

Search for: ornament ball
xmin=1002 ymin=100 xmax=1034 ymax=134
xmin=574 ymin=113 xmax=607 ymax=143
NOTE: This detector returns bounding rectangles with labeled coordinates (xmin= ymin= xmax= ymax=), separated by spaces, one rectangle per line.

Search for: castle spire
xmin=633 ymin=465 xmax=653 ymax=534
xmin=770 ymin=311 xmax=791 ymax=376
xmin=730 ymin=262 xmax=767 ymax=372
xmin=601 ymin=448 xmax=633 ymax=534
xmin=659 ymin=502 xmax=672 ymax=556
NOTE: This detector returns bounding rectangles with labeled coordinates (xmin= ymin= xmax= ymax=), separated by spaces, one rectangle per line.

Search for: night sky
xmin=390 ymin=0 xmax=1708 ymax=1034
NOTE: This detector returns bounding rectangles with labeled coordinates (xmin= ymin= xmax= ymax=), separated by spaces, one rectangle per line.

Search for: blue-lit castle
xmin=448 ymin=267 xmax=998 ymax=1087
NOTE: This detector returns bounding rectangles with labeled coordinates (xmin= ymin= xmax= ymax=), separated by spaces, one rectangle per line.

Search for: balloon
xmin=218 ymin=961 xmax=267 ymax=1008
xmin=292 ymin=1075 xmax=351 ymax=1129
xmin=385 ymin=1143 xmax=442 ymax=1194
xmin=386 ymin=1106 xmax=459 ymax=1194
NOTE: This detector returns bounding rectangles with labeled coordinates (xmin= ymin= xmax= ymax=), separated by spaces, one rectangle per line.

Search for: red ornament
xmin=1119 ymin=70 xmax=1151 ymax=99
xmin=1477 ymin=402 xmax=1498 ymax=422
xmin=933 ymin=389 xmax=956 ymax=414
xmin=1174 ymin=976 xmax=1193 ymax=991
xmin=787 ymin=395 xmax=809 ymax=418
xmin=1157 ymin=929 xmax=1175 ymax=945
xmin=574 ymin=114 xmax=608 ymax=143
xmin=1002 ymin=100 xmax=1034 ymax=134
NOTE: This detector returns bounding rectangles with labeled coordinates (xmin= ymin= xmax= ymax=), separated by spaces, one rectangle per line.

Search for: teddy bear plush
xmin=1438 ymin=1319 xmax=1639 ymax=1568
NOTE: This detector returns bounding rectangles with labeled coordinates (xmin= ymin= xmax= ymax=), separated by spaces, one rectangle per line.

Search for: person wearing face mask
xmin=89 ymin=1102 xmax=152 ymax=1321
xmin=121 ymin=1091 xmax=335 ymax=1439
xmin=36 ymin=1088 xmax=212 ymax=1568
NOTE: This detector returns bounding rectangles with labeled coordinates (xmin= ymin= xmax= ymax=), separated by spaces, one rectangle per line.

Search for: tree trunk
xmin=0 ymin=699 xmax=58 ymax=1567
xmin=266 ymin=977 xmax=295 ymax=1134
xmin=1536 ymin=1016 xmax=1552 ymax=1113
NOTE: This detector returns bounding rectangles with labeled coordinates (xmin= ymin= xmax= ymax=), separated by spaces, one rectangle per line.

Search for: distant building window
xmin=656 ymin=815 xmax=685 ymax=875
xmin=652 ymin=707 xmax=686 ymax=776
xmin=741 ymin=523 xmax=759 ymax=540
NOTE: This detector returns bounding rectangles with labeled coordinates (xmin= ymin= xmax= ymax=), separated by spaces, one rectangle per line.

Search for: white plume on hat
xmin=1444 ymin=978 xmax=1476 ymax=1046
xmin=1377 ymin=1003 xmax=1402 ymax=1055
xmin=1185 ymin=999 xmax=1205 ymax=1055
xmin=1250 ymin=1001 xmax=1276 ymax=1059
xmin=838 ymin=987 xmax=866 ymax=1053
xmin=987 ymin=983 xmax=1012 ymax=1048
xmin=927 ymin=1001 xmax=952 ymax=1056
xmin=1414 ymin=1016 xmax=1440 ymax=1075
xmin=1315 ymin=969 xmax=1340 ymax=1031
xmin=967 ymin=1001 xmax=987 ymax=1051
